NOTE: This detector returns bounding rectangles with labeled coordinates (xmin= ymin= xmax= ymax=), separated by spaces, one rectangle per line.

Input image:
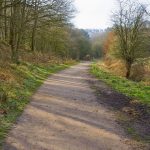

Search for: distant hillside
xmin=85 ymin=28 xmax=112 ymax=38
xmin=85 ymin=29 xmax=104 ymax=37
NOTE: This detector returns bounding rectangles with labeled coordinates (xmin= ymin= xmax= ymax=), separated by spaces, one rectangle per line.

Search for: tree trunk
xmin=11 ymin=45 xmax=19 ymax=63
xmin=126 ymin=62 xmax=132 ymax=79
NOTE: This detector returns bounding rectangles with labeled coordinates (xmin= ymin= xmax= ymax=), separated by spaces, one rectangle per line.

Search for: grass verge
xmin=0 ymin=61 xmax=74 ymax=147
xmin=91 ymin=63 xmax=150 ymax=105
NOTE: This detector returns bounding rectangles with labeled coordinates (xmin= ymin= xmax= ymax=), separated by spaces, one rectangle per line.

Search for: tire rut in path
xmin=3 ymin=62 xmax=136 ymax=150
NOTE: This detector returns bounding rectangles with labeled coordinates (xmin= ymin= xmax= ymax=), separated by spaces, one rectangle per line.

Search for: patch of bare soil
xmin=3 ymin=62 xmax=149 ymax=150
xmin=89 ymin=74 xmax=150 ymax=147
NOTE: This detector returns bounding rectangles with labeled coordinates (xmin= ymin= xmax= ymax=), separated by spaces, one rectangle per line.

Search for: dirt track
xmin=3 ymin=62 xmax=142 ymax=150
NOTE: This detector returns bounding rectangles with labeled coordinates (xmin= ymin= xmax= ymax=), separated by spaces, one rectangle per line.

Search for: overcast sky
xmin=72 ymin=0 xmax=149 ymax=29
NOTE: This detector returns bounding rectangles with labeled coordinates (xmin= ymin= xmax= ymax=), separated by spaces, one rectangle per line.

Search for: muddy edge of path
xmin=88 ymin=64 xmax=150 ymax=149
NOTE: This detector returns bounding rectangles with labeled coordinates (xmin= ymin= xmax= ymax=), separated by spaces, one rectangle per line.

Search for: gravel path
xmin=3 ymin=62 xmax=135 ymax=150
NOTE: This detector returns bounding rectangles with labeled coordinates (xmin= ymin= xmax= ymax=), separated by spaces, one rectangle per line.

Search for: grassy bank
xmin=91 ymin=63 xmax=150 ymax=105
xmin=0 ymin=61 xmax=75 ymax=147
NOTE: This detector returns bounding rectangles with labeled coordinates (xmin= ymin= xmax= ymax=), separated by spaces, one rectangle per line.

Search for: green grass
xmin=0 ymin=62 xmax=73 ymax=147
xmin=91 ymin=63 xmax=150 ymax=105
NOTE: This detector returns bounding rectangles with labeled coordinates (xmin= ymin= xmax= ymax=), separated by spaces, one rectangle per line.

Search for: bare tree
xmin=113 ymin=0 xmax=146 ymax=78
xmin=30 ymin=0 xmax=75 ymax=51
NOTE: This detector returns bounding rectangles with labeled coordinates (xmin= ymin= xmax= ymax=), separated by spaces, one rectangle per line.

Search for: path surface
xmin=3 ymin=62 xmax=134 ymax=150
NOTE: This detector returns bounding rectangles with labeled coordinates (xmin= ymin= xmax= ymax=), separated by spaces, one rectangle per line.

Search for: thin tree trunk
xmin=31 ymin=18 xmax=37 ymax=51
xmin=4 ymin=0 xmax=7 ymax=41
xmin=10 ymin=0 xmax=19 ymax=63
xmin=31 ymin=0 xmax=38 ymax=51
xmin=0 ymin=0 xmax=3 ymax=40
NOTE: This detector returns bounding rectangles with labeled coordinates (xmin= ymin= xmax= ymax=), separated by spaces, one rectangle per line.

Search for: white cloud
xmin=72 ymin=0 xmax=117 ymax=29
xmin=72 ymin=0 xmax=148 ymax=29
